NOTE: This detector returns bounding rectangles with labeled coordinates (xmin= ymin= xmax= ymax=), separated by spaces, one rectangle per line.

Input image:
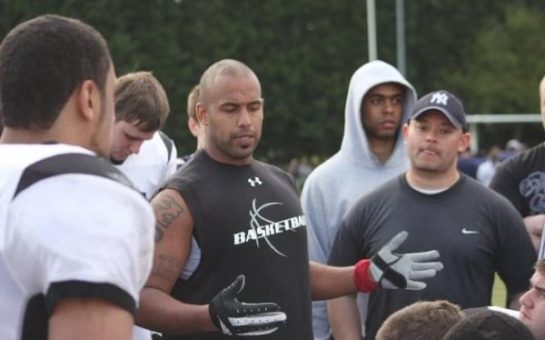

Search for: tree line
xmin=1 ymin=0 xmax=544 ymax=163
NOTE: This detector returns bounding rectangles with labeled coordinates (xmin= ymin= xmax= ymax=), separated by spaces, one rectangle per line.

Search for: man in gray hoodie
xmin=301 ymin=60 xmax=417 ymax=339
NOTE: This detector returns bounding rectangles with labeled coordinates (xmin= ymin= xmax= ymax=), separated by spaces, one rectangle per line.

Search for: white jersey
xmin=464 ymin=306 xmax=521 ymax=319
xmin=117 ymin=131 xmax=178 ymax=200
xmin=0 ymin=143 xmax=155 ymax=340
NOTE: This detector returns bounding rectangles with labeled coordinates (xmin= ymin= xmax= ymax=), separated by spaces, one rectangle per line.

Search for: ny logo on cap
xmin=430 ymin=92 xmax=449 ymax=106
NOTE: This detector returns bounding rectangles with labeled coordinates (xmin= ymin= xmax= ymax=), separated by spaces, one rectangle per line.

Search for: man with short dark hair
xmin=0 ymin=15 xmax=154 ymax=340
xmin=328 ymin=90 xmax=536 ymax=340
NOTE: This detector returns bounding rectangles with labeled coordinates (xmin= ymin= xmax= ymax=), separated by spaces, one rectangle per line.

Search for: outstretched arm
xmin=310 ymin=231 xmax=443 ymax=299
xmin=310 ymin=261 xmax=357 ymax=300
xmin=313 ymin=231 xmax=442 ymax=340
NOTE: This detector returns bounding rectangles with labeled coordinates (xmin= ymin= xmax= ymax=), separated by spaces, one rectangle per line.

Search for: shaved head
xmin=195 ymin=59 xmax=264 ymax=165
xmin=199 ymin=59 xmax=261 ymax=105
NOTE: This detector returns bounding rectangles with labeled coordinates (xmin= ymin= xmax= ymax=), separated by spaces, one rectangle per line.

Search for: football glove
xmin=209 ymin=275 xmax=287 ymax=336
xmin=356 ymin=231 xmax=443 ymax=291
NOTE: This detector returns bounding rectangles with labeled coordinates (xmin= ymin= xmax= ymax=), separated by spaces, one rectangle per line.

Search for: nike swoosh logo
xmin=462 ymin=228 xmax=479 ymax=235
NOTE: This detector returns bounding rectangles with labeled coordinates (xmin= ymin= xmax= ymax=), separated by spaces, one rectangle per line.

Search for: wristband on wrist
xmin=354 ymin=259 xmax=378 ymax=293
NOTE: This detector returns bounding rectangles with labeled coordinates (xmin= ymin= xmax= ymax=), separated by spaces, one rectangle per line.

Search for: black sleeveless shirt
xmin=164 ymin=150 xmax=312 ymax=340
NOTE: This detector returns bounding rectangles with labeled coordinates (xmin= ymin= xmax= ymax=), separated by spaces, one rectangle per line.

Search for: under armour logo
xmin=430 ymin=92 xmax=449 ymax=106
xmin=248 ymin=177 xmax=263 ymax=187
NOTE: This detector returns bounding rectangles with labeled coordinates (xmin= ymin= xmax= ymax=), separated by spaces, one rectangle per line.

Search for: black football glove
xmin=209 ymin=275 xmax=287 ymax=336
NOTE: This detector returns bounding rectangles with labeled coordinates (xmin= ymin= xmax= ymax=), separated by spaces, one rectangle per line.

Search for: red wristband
xmin=354 ymin=259 xmax=378 ymax=293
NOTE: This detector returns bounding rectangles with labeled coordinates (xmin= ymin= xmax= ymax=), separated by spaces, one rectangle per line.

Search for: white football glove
xmin=369 ymin=231 xmax=443 ymax=290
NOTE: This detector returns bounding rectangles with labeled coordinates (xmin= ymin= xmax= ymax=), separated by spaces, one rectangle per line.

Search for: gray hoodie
xmin=301 ymin=60 xmax=416 ymax=339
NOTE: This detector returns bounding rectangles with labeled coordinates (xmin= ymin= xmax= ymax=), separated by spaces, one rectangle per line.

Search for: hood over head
xmin=339 ymin=60 xmax=417 ymax=165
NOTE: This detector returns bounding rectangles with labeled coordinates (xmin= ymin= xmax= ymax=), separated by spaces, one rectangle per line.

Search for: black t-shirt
xmin=490 ymin=142 xmax=545 ymax=217
xmin=163 ymin=150 xmax=312 ymax=340
xmin=329 ymin=174 xmax=535 ymax=340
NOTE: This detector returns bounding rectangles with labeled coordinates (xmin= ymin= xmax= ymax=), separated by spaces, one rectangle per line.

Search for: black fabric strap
xmin=373 ymin=255 xmax=407 ymax=289
xmin=21 ymin=281 xmax=136 ymax=339
xmin=46 ymin=280 xmax=136 ymax=316
xmin=21 ymin=294 xmax=47 ymax=340
xmin=158 ymin=131 xmax=174 ymax=161
xmin=13 ymin=153 xmax=134 ymax=200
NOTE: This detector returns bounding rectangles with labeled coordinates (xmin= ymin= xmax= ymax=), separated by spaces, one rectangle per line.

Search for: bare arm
xmin=523 ymin=214 xmax=544 ymax=251
xmin=328 ymin=295 xmax=362 ymax=340
xmin=49 ymin=299 xmax=133 ymax=340
xmin=136 ymin=188 xmax=215 ymax=334
xmin=311 ymin=231 xmax=443 ymax=300
xmin=310 ymin=261 xmax=356 ymax=300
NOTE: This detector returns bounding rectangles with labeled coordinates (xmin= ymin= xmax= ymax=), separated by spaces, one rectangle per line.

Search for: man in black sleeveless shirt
xmin=136 ymin=59 xmax=443 ymax=339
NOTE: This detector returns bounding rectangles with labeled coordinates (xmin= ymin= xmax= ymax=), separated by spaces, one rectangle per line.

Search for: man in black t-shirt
xmin=490 ymin=75 xmax=545 ymax=255
xmin=329 ymin=90 xmax=535 ymax=339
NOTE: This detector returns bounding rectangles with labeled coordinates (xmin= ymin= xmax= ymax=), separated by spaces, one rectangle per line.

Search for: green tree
xmin=404 ymin=0 xmax=528 ymax=93
xmin=435 ymin=2 xmax=545 ymax=149
xmin=1 ymin=0 xmax=543 ymax=162
xmin=0 ymin=0 xmax=381 ymax=163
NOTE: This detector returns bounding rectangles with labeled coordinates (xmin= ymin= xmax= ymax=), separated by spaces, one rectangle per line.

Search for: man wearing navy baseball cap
xmin=328 ymin=90 xmax=536 ymax=339
xmin=408 ymin=90 xmax=467 ymax=131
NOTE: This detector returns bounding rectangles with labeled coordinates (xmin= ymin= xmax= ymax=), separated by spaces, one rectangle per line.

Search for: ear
xmin=187 ymin=116 xmax=199 ymax=138
xmin=77 ymin=80 xmax=101 ymax=122
xmin=458 ymin=131 xmax=471 ymax=153
xmin=196 ymin=103 xmax=208 ymax=126
xmin=402 ymin=122 xmax=410 ymax=141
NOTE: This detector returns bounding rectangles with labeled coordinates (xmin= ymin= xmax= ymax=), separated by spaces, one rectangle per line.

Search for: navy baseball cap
xmin=410 ymin=90 xmax=467 ymax=131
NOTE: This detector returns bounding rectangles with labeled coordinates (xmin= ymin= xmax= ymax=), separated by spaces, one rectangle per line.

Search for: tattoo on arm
xmin=154 ymin=194 xmax=184 ymax=242
xmin=152 ymin=254 xmax=181 ymax=282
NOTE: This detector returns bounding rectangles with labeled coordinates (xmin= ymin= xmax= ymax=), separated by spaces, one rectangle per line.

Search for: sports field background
xmin=492 ymin=275 xmax=507 ymax=306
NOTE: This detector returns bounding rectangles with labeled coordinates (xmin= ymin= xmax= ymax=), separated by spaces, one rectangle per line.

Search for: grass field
xmin=492 ymin=274 xmax=507 ymax=306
